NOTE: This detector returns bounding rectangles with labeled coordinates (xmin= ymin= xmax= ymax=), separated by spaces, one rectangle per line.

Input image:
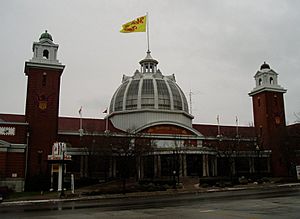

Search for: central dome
xmin=109 ymin=51 xmax=189 ymax=114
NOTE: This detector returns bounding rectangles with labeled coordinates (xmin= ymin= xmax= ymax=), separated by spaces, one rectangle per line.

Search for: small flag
xmin=120 ymin=15 xmax=146 ymax=33
xmin=79 ymin=106 xmax=82 ymax=116
xmin=235 ymin=116 xmax=239 ymax=125
xmin=103 ymin=108 xmax=108 ymax=114
xmin=217 ymin=115 xmax=220 ymax=124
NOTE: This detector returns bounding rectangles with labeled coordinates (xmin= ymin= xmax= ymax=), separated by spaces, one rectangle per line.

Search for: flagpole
xmin=80 ymin=115 xmax=82 ymax=135
xmin=146 ymin=12 xmax=150 ymax=52
xmin=105 ymin=116 xmax=108 ymax=133
xmin=236 ymin=116 xmax=239 ymax=138
xmin=103 ymin=108 xmax=109 ymax=133
xmin=217 ymin=115 xmax=221 ymax=138
xmin=79 ymin=106 xmax=83 ymax=137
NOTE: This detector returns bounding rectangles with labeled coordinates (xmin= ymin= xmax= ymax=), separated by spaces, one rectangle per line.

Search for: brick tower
xmin=24 ymin=31 xmax=65 ymax=188
xmin=249 ymin=62 xmax=287 ymax=176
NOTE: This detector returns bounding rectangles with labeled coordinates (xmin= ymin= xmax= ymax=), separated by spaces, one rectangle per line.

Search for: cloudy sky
xmin=1 ymin=0 xmax=300 ymax=126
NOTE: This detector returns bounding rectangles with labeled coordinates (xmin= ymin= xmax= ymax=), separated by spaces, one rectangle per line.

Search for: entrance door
xmin=186 ymin=154 xmax=202 ymax=176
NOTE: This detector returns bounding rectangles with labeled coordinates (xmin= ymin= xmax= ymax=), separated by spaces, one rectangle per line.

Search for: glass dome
xmin=109 ymin=51 xmax=189 ymax=114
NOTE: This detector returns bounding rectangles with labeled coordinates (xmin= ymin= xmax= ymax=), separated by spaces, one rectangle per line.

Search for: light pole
xmin=172 ymin=170 xmax=176 ymax=189
xmin=256 ymin=145 xmax=260 ymax=179
xmin=60 ymin=149 xmax=65 ymax=198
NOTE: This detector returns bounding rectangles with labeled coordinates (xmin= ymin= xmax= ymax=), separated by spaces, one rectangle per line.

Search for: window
xmin=43 ymin=49 xmax=49 ymax=59
xmin=114 ymin=81 xmax=129 ymax=111
xmin=157 ymin=80 xmax=171 ymax=109
xmin=126 ymin=80 xmax=139 ymax=110
xmin=168 ymin=81 xmax=182 ymax=110
xmin=42 ymin=72 xmax=47 ymax=86
xmin=274 ymin=95 xmax=278 ymax=106
xmin=259 ymin=126 xmax=263 ymax=137
xmin=270 ymin=77 xmax=274 ymax=84
xmin=141 ymin=79 xmax=154 ymax=108
xmin=258 ymin=78 xmax=262 ymax=86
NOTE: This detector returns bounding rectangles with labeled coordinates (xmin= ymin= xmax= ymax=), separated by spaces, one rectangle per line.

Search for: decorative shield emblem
xmin=38 ymin=100 xmax=48 ymax=110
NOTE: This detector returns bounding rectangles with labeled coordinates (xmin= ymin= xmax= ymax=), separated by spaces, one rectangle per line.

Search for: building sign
xmin=0 ymin=127 xmax=15 ymax=136
xmin=52 ymin=164 xmax=59 ymax=173
xmin=147 ymin=125 xmax=189 ymax=135
xmin=48 ymin=142 xmax=71 ymax=161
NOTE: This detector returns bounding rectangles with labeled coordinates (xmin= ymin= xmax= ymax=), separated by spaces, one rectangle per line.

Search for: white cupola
xmin=249 ymin=62 xmax=286 ymax=96
xmin=30 ymin=30 xmax=61 ymax=65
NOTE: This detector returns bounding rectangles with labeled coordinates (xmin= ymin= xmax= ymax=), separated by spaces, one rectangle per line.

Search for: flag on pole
xmin=217 ymin=115 xmax=221 ymax=137
xmin=78 ymin=106 xmax=82 ymax=116
xmin=235 ymin=116 xmax=239 ymax=138
xmin=120 ymin=15 xmax=147 ymax=33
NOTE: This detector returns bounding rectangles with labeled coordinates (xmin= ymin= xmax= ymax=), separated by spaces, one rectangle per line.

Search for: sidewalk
xmin=1 ymin=179 xmax=300 ymax=207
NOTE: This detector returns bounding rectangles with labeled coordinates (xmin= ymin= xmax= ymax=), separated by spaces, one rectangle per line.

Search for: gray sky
xmin=1 ymin=0 xmax=300 ymax=126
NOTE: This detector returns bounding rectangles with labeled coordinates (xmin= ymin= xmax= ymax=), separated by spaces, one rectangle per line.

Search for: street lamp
xmin=256 ymin=145 xmax=260 ymax=179
xmin=172 ymin=170 xmax=176 ymax=189
xmin=60 ymin=145 xmax=66 ymax=198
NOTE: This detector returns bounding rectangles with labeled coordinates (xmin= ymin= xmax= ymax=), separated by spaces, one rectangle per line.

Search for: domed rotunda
xmin=108 ymin=51 xmax=199 ymax=134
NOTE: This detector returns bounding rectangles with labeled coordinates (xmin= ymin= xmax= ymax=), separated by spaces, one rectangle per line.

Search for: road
xmin=1 ymin=185 xmax=300 ymax=218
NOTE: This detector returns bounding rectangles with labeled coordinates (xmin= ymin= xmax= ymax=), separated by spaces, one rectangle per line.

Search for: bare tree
xmin=214 ymin=135 xmax=242 ymax=181
xmin=294 ymin=112 xmax=300 ymax=123
xmin=110 ymin=130 xmax=154 ymax=193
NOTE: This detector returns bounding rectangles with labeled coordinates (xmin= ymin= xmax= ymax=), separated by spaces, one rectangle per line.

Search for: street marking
xmin=199 ymin=209 xmax=215 ymax=213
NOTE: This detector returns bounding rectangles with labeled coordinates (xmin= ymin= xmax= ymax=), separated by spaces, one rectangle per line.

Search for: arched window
xmin=150 ymin=64 xmax=153 ymax=72
xmin=258 ymin=78 xmax=262 ymax=86
xmin=270 ymin=77 xmax=274 ymax=84
xmin=43 ymin=49 xmax=49 ymax=59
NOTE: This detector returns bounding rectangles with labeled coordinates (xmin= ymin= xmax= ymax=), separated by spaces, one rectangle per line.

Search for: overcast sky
xmin=1 ymin=0 xmax=300 ymax=126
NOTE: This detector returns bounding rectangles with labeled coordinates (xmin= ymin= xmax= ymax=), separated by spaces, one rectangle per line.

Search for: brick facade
xmin=251 ymin=90 xmax=288 ymax=176
xmin=24 ymin=65 xmax=63 ymax=179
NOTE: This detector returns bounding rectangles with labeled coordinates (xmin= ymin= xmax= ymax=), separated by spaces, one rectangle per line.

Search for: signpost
xmin=48 ymin=142 xmax=72 ymax=197
xmin=296 ymin=165 xmax=300 ymax=180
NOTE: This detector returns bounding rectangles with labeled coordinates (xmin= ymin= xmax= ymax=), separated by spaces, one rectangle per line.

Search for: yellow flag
xmin=120 ymin=15 xmax=146 ymax=33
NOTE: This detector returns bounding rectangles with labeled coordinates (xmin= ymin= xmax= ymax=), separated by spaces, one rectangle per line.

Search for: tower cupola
xmin=260 ymin=61 xmax=270 ymax=70
xmin=249 ymin=62 xmax=286 ymax=96
xmin=39 ymin=30 xmax=53 ymax=41
xmin=30 ymin=30 xmax=61 ymax=65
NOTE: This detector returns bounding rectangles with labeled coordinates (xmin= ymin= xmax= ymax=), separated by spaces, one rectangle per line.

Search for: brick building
xmin=1 ymin=31 xmax=299 ymax=192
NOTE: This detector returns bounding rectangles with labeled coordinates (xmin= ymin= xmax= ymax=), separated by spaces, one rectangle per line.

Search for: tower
xmin=24 ymin=31 xmax=65 ymax=187
xmin=249 ymin=62 xmax=287 ymax=176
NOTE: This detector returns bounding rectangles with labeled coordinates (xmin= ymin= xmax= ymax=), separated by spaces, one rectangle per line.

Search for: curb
xmin=1 ymin=182 xmax=300 ymax=207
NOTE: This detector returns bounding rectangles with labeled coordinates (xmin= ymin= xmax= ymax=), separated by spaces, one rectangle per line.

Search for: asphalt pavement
xmin=1 ymin=179 xmax=300 ymax=207
xmin=1 ymin=183 xmax=300 ymax=219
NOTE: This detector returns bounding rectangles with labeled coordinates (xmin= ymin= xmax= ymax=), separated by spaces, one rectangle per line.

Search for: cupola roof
xmin=39 ymin=30 xmax=53 ymax=41
xmin=139 ymin=50 xmax=158 ymax=65
xmin=260 ymin=62 xmax=270 ymax=70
